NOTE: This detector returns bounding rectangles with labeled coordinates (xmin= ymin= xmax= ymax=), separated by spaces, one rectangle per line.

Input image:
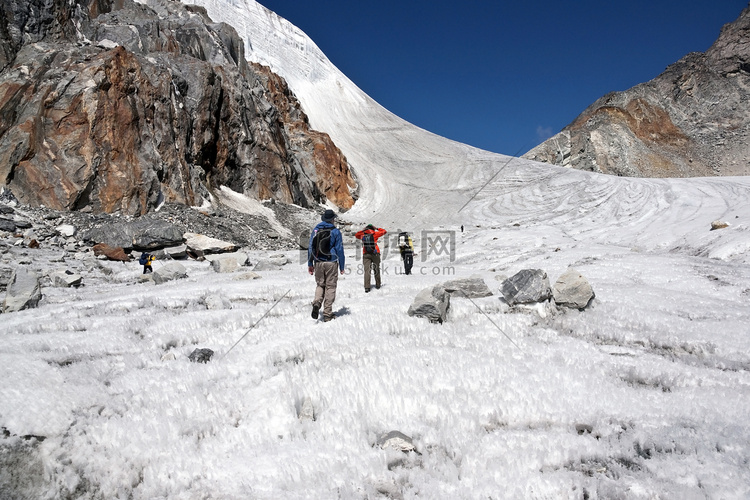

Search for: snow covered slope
xmin=2 ymin=3 xmax=750 ymax=498
xmin=182 ymin=0 xmax=495 ymax=230
xmin=182 ymin=0 xmax=750 ymax=262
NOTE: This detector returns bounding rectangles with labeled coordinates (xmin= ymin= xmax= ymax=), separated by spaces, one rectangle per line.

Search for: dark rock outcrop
xmin=0 ymin=0 xmax=355 ymax=215
xmin=188 ymin=348 xmax=214 ymax=363
xmin=524 ymin=5 xmax=750 ymax=177
xmin=83 ymin=219 xmax=184 ymax=250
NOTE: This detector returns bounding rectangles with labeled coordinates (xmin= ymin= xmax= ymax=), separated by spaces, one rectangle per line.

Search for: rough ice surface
xmin=1 ymin=1 xmax=749 ymax=498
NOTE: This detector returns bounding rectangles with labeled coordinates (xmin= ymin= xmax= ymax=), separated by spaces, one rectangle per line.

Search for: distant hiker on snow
xmin=139 ymin=252 xmax=155 ymax=274
xmin=397 ymin=229 xmax=414 ymax=275
xmin=308 ymin=209 xmax=346 ymax=322
xmin=355 ymin=224 xmax=387 ymax=292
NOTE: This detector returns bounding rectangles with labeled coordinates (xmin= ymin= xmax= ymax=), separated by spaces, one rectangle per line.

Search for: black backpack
xmin=362 ymin=232 xmax=377 ymax=254
xmin=311 ymin=228 xmax=332 ymax=261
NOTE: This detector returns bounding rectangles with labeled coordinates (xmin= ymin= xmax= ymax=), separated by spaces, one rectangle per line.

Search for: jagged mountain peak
xmin=523 ymin=4 xmax=750 ymax=178
xmin=0 ymin=0 xmax=355 ymax=215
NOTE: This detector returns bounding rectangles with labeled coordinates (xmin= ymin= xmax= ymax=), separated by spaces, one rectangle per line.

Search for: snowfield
xmin=3 ymin=224 xmax=750 ymax=499
xmin=1 ymin=0 xmax=749 ymax=498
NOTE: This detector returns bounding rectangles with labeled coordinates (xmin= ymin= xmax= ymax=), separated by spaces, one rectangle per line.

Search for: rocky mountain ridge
xmin=0 ymin=0 xmax=355 ymax=216
xmin=524 ymin=4 xmax=750 ymax=178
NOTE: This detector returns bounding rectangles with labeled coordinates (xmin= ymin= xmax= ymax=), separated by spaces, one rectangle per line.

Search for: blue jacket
xmin=308 ymin=221 xmax=345 ymax=271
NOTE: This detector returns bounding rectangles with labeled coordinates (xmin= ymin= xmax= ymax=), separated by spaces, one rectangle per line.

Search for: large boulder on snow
xmin=52 ymin=271 xmax=83 ymax=288
xmin=442 ymin=275 xmax=493 ymax=298
xmin=552 ymin=268 xmax=595 ymax=309
xmin=3 ymin=267 xmax=42 ymax=313
xmin=205 ymin=251 xmax=248 ymax=273
xmin=152 ymin=262 xmax=187 ymax=284
xmin=0 ymin=218 xmax=16 ymax=233
xmin=252 ymin=256 xmax=290 ymax=271
xmin=500 ymin=269 xmax=552 ymax=305
xmin=188 ymin=348 xmax=214 ymax=363
xmin=408 ymin=284 xmax=450 ymax=323
xmin=162 ymin=244 xmax=188 ymax=259
xmin=377 ymin=431 xmax=416 ymax=453
xmin=84 ymin=219 xmax=184 ymax=250
xmin=93 ymin=243 xmax=130 ymax=262
xmin=184 ymin=233 xmax=237 ymax=257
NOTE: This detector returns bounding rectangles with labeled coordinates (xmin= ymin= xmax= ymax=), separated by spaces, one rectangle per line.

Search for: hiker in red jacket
xmin=355 ymin=224 xmax=387 ymax=292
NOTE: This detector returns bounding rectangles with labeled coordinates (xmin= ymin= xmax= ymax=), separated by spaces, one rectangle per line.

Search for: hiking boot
xmin=375 ymin=284 xmax=381 ymax=289
xmin=365 ymin=288 xmax=370 ymax=293
xmin=311 ymin=304 xmax=320 ymax=319
xmin=323 ymin=314 xmax=336 ymax=322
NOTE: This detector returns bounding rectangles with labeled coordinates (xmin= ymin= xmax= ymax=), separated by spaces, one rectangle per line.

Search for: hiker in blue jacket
xmin=308 ymin=209 xmax=346 ymax=322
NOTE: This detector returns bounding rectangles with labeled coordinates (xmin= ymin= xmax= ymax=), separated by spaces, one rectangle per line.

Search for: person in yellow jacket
xmin=140 ymin=252 xmax=155 ymax=274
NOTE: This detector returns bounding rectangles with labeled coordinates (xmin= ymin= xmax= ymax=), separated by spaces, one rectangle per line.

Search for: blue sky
xmin=255 ymin=1 xmax=748 ymax=156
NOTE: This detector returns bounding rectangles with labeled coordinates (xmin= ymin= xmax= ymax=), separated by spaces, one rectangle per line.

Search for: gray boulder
xmin=13 ymin=218 xmax=31 ymax=229
xmin=162 ymin=244 xmax=188 ymax=259
xmin=205 ymin=251 xmax=248 ymax=273
xmin=501 ymin=269 xmax=552 ymax=305
xmin=210 ymin=257 xmax=238 ymax=273
xmin=184 ymin=233 xmax=237 ymax=257
xmin=377 ymin=431 xmax=416 ymax=453
xmin=152 ymin=262 xmax=187 ymax=284
xmin=297 ymin=397 xmax=315 ymax=421
xmin=552 ymin=268 xmax=595 ymax=309
xmin=442 ymin=275 xmax=493 ymax=298
xmin=52 ymin=271 xmax=83 ymax=288
xmin=83 ymin=219 xmax=184 ymax=250
xmin=0 ymin=218 xmax=16 ymax=233
xmin=407 ymin=284 xmax=450 ymax=323
xmin=234 ymin=272 xmax=262 ymax=281
xmin=188 ymin=348 xmax=214 ymax=363
xmin=3 ymin=267 xmax=42 ymax=313
xmin=0 ymin=266 xmax=13 ymax=291
xmin=0 ymin=188 xmax=17 ymax=206
xmin=252 ymin=256 xmax=290 ymax=271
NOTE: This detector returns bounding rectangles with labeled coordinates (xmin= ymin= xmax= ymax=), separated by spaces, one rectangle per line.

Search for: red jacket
xmin=355 ymin=227 xmax=387 ymax=254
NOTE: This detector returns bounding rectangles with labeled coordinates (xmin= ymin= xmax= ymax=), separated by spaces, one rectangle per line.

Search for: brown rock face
xmin=92 ymin=243 xmax=130 ymax=262
xmin=241 ymin=63 xmax=356 ymax=210
xmin=524 ymin=5 xmax=750 ymax=178
xmin=0 ymin=0 xmax=356 ymax=214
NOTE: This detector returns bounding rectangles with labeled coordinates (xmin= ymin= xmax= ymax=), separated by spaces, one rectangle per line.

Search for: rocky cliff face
xmin=524 ymin=5 xmax=750 ymax=178
xmin=0 ymin=0 xmax=356 ymax=215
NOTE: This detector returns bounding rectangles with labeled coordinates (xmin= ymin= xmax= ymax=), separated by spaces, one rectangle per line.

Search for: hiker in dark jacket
xmin=308 ymin=209 xmax=346 ymax=322
xmin=354 ymin=224 xmax=387 ymax=292
xmin=396 ymin=230 xmax=414 ymax=275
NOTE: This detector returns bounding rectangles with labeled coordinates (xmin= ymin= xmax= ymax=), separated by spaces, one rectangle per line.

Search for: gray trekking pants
xmin=313 ymin=261 xmax=339 ymax=320
xmin=363 ymin=253 xmax=381 ymax=290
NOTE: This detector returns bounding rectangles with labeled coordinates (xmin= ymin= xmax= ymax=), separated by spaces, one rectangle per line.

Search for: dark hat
xmin=322 ymin=209 xmax=337 ymax=222
xmin=365 ymin=224 xmax=375 ymax=230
